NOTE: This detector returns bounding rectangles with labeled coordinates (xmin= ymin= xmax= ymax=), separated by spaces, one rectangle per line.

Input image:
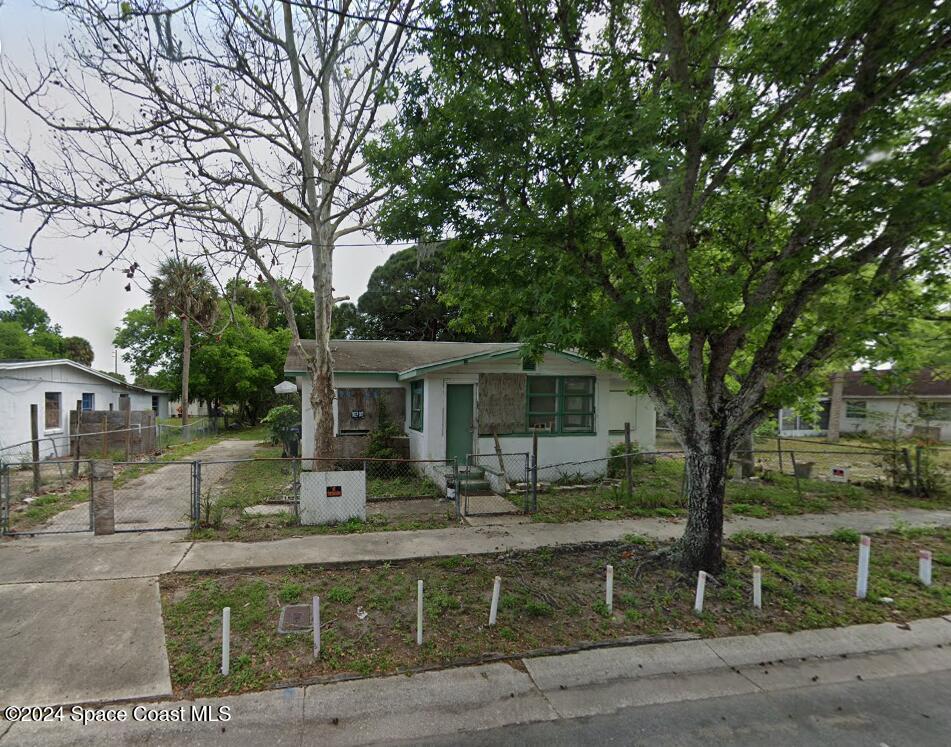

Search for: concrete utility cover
xmin=278 ymin=604 xmax=312 ymax=633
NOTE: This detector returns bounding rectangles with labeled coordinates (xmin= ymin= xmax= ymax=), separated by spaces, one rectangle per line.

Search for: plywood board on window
xmin=336 ymin=387 xmax=406 ymax=432
xmin=478 ymin=373 xmax=527 ymax=435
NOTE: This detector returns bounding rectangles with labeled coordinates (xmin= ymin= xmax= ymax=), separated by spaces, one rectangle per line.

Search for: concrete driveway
xmin=40 ymin=439 xmax=261 ymax=532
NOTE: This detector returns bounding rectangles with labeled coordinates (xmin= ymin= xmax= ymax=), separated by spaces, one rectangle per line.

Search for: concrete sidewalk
xmin=4 ymin=616 xmax=950 ymax=746
xmin=2 ymin=507 xmax=950 ymax=584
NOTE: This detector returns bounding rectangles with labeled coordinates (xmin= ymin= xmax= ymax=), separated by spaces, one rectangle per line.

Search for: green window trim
xmin=525 ymin=376 xmax=595 ymax=434
xmin=845 ymin=400 xmax=867 ymax=419
xmin=410 ymin=380 xmax=424 ymax=431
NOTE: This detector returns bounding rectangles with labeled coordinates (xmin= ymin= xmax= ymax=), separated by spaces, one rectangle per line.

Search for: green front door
xmin=445 ymin=384 xmax=474 ymax=464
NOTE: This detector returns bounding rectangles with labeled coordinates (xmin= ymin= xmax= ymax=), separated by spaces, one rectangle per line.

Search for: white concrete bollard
xmin=312 ymin=596 xmax=321 ymax=659
xmin=417 ymin=580 xmax=424 ymax=645
xmin=856 ymin=535 xmax=871 ymax=599
xmin=489 ymin=576 xmax=502 ymax=626
xmin=694 ymin=571 xmax=707 ymax=614
xmin=606 ymin=565 xmax=614 ymax=614
xmin=221 ymin=607 xmax=231 ymax=676
xmin=752 ymin=565 xmax=762 ymax=610
xmin=919 ymin=550 xmax=933 ymax=587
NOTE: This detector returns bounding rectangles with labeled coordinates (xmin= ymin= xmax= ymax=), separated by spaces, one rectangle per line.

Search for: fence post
xmin=90 ymin=459 xmax=115 ymax=535
xmin=914 ymin=446 xmax=923 ymax=496
xmin=192 ymin=460 xmax=202 ymax=528
xmin=901 ymin=448 xmax=915 ymax=494
xmin=790 ymin=451 xmax=803 ymax=501
xmin=776 ymin=434 xmax=784 ymax=474
xmin=101 ymin=415 xmax=108 ymax=458
xmin=529 ymin=453 xmax=538 ymax=513
xmin=125 ymin=409 xmax=133 ymax=461
xmin=30 ymin=404 xmax=41 ymax=494
xmin=453 ymin=457 xmax=461 ymax=519
xmin=624 ymin=422 xmax=633 ymax=497
xmin=1 ymin=461 xmax=8 ymax=535
xmin=72 ymin=400 xmax=83 ymax=479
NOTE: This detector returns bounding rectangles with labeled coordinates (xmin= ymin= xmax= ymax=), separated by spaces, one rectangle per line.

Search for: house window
xmin=845 ymin=401 xmax=867 ymax=419
xmin=118 ymin=393 xmax=130 ymax=411
xmin=527 ymin=376 xmax=595 ymax=433
xmin=410 ymin=381 xmax=424 ymax=431
xmin=44 ymin=392 xmax=62 ymax=430
xmin=151 ymin=395 xmax=160 ymax=414
xmin=81 ymin=393 xmax=95 ymax=412
xmin=918 ymin=401 xmax=951 ymax=421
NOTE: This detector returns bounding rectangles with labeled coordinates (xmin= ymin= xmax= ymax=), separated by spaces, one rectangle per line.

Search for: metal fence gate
xmin=461 ymin=452 xmax=530 ymax=517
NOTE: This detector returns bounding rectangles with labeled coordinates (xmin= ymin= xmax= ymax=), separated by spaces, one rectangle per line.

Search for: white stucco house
xmin=778 ymin=369 xmax=951 ymax=442
xmin=285 ymin=340 xmax=656 ymax=476
xmin=0 ymin=359 xmax=171 ymax=459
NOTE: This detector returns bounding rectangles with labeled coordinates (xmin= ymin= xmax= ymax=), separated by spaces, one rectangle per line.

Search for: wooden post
xmin=90 ymin=459 xmax=115 ymax=535
xmin=790 ymin=451 xmax=803 ymax=501
xmin=492 ymin=429 xmax=510 ymax=492
xmin=776 ymin=434 xmax=784 ymax=474
xmin=623 ymin=422 xmax=633 ymax=496
xmin=30 ymin=404 xmax=41 ymax=493
xmin=531 ymin=430 xmax=539 ymax=512
xmin=101 ymin=415 xmax=108 ymax=458
xmin=125 ymin=409 xmax=133 ymax=462
xmin=902 ymin=448 xmax=915 ymax=494
xmin=72 ymin=400 xmax=82 ymax=478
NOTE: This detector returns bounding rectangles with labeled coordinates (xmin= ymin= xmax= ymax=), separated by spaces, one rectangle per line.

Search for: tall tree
xmin=149 ymin=258 xmax=218 ymax=425
xmin=357 ymin=246 xmax=513 ymax=340
xmin=1 ymin=0 xmax=419 ymax=464
xmin=0 ymin=295 xmax=95 ymax=364
xmin=371 ymin=0 xmax=950 ymax=571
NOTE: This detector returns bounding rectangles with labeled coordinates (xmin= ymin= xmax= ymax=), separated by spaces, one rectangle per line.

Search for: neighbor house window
xmin=845 ymin=400 xmax=867 ymax=419
xmin=410 ymin=381 xmax=424 ymax=431
xmin=151 ymin=395 xmax=160 ymax=414
xmin=918 ymin=401 xmax=951 ymax=421
xmin=81 ymin=393 xmax=95 ymax=412
xmin=527 ymin=376 xmax=595 ymax=433
xmin=44 ymin=392 xmax=62 ymax=430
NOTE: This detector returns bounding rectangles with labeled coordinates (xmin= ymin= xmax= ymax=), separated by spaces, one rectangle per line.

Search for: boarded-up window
xmin=45 ymin=392 xmax=62 ymax=429
xmin=336 ymin=388 xmax=406 ymax=433
xmin=477 ymin=373 xmax=527 ymax=435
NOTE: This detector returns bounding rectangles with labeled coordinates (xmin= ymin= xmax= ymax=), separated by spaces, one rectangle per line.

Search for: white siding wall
xmin=841 ymin=398 xmax=951 ymax=441
xmin=296 ymin=353 xmax=658 ymax=464
xmin=0 ymin=365 xmax=159 ymax=459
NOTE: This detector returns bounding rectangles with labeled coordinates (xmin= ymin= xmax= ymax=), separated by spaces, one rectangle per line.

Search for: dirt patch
xmin=161 ymin=527 xmax=951 ymax=698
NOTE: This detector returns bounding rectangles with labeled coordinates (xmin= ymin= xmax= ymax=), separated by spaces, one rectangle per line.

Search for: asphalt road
xmin=410 ymin=670 xmax=951 ymax=747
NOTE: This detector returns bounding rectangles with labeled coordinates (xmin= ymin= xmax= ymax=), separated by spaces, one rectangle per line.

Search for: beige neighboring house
xmin=779 ymin=369 xmax=951 ymax=442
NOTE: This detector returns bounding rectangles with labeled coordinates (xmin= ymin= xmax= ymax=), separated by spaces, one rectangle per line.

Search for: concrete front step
xmin=459 ymin=478 xmax=491 ymax=493
xmin=459 ymin=466 xmax=486 ymax=479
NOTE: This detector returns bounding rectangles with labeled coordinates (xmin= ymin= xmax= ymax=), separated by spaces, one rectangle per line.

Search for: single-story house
xmin=0 ymin=359 xmax=171 ymax=459
xmin=284 ymin=340 xmax=656 ymax=475
xmin=778 ymin=369 xmax=951 ymax=442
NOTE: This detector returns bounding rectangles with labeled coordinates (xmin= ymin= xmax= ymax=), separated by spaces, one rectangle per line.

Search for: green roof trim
xmin=397 ymin=348 xmax=522 ymax=380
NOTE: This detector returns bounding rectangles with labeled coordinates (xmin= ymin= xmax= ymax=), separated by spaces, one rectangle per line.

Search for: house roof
xmin=0 ymin=359 xmax=170 ymax=394
xmin=841 ymin=369 xmax=951 ymax=398
xmin=285 ymin=340 xmax=592 ymax=378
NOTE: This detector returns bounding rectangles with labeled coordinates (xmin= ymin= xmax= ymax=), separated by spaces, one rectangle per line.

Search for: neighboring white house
xmin=0 ymin=359 xmax=171 ymax=459
xmin=285 ymin=340 xmax=656 ymax=475
xmin=778 ymin=369 xmax=951 ymax=442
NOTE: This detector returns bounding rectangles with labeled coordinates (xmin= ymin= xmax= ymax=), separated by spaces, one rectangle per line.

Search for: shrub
xmin=365 ymin=399 xmax=401 ymax=476
xmin=326 ymin=585 xmax=355 ymax=604
xmin=830 ymin=527 xmax=860 ymax=543
xmin=261 ymin=404 xmax=300 ymax=446
xmin=607 ymin=441 xmax=641 ymax=478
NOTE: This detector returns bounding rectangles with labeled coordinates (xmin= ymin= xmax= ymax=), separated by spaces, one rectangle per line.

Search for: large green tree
xmin=357 ymin=246 xmax=513 ymax=340
xmin=0 ymin=295 xmax=95 ymax=365
xmin=370 ymin=0 xmax=950 ymax=571
xmin=149 ymin=259 xmax=219 ymax=425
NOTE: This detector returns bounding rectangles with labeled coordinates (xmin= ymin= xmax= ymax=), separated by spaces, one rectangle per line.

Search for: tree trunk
xmin=827 ymin=371 xmax=845 ymax=443
xmin=309 ymin=223 xmax=336 ymax=467
xmin=677 ymin=440 xmax=729 ymax=573
xmin=181 ymin=315 xmax=190 ymax=427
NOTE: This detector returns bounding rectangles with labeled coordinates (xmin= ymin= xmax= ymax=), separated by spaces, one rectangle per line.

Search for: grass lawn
xmin=161 ymin=527 xmax=951 ymax=698
xmin=188 ymin=456 xmax=453 ymax=541
xmin=531 ymin=457 xmax=949 ymax=524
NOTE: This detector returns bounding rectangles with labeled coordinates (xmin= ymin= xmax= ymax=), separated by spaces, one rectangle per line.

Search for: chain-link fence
xmin=461 ymin=452 xmax=530 ymax=516
xmin=1 ymin=458 xmax=95 ymax=535
xmin=157 ymin=417 xmax=215 ymax=449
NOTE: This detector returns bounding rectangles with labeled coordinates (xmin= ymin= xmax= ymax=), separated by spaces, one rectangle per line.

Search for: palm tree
xmin=150 ymin=258 xmax=218 ymax=426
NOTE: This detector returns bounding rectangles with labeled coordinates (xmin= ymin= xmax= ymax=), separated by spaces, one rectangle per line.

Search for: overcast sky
xmin=0 ymin=2 xmax=403 ymax=377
